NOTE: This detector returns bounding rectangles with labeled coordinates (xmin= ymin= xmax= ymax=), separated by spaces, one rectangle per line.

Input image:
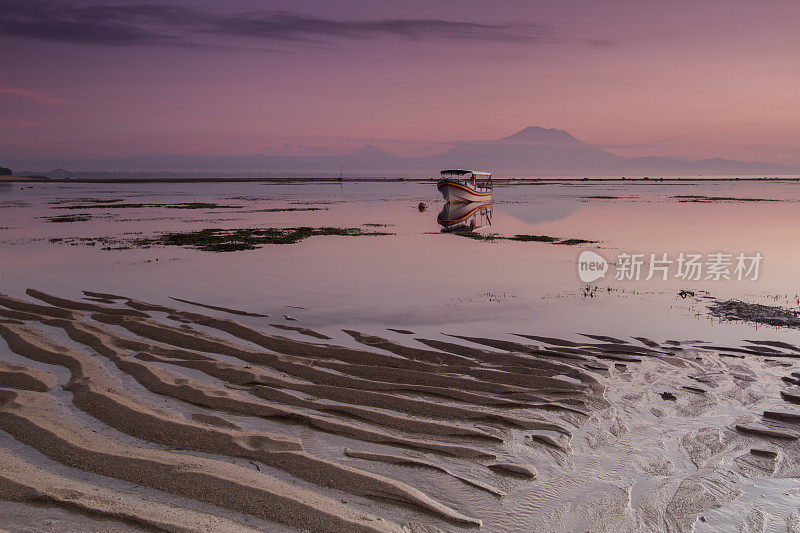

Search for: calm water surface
xmin=2 ymin=179 xmax=800 ymax=347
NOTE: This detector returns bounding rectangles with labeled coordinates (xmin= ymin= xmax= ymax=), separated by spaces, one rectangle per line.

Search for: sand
xmin=1 ymin=289 xmax=799 ymax=531
xmin=0 ymin=448 xmax=266 ymax=533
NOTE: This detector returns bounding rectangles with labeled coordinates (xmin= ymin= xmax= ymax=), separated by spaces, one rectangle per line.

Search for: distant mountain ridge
xmin=3 ymin=126 xmax=796 ymax=177
xmin=499 ymin=126 xmax=586 ymax=145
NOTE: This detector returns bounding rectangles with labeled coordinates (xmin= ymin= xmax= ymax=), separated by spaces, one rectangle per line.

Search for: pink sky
xmin=1 ymin=0 xmax=799 ymax=163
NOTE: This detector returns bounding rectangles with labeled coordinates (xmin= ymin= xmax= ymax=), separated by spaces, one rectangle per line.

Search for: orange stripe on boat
xmin=437 ymin=182 xmax=493 ymax=196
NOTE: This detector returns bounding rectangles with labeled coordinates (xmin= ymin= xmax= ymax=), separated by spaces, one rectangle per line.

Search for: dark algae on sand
xmin=134 ymin=226 xmax=394 ymax=252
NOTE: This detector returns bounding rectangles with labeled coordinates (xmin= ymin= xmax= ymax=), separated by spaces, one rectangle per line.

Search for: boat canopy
xmin=440 ymin=169 xmax=492 ymax=178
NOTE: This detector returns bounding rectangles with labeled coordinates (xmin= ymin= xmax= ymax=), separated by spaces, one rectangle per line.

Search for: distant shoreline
xmin=2 ymin=175 xmax=800 ymax=184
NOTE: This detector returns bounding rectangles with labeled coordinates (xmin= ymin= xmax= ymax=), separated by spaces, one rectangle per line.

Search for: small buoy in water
xmin=418 ymin=202 xmax=427 ymax=211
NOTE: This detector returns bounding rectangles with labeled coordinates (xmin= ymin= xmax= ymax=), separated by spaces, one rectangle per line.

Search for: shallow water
xmin=2 ymin=179 xmax=800 ymax=347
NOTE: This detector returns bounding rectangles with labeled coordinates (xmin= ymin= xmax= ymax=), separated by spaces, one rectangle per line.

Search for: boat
xmin=437 ymin=169 xmax=493 ymax=203
xmin=437 ymin=202 xmax=493 ymax=233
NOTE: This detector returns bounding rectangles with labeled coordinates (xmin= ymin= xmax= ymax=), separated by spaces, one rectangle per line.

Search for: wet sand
xmin=1 ymin=289 xmax=799 ymax=531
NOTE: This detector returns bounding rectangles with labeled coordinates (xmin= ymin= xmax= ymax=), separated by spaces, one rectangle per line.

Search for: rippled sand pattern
xmin=0 ymin=289 xmax=798 ymax=531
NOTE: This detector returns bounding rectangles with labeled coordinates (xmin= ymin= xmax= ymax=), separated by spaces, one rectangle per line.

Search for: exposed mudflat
xmin=708 ymin=298 xmax=800 ymax=329
xmin=3 ymin=179 xmax=800 ymax=530
xmin=1 ymin=289 xmax=799 ymax=532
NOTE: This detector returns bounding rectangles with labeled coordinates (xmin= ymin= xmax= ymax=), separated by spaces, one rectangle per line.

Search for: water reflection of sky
xmin=2 ymin=179 xmax=800 ymax=347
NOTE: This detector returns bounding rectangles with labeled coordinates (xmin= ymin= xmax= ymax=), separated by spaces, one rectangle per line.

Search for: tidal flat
xmin=1 ymin=178 xmax=800 ymax=531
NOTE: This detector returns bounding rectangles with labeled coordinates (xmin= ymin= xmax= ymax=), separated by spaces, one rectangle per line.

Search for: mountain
xmin=617 ymin=155 xmax=790 ymax=176
xmin=3 ymin=127 xmax=796 ymax=177
xmin=422 ymin=127 xmax=625 ymax=175
xmin=1 ymin=144 xmax=403 ymax=175
xmin=499 ymin=126 xmax=586 ymax=145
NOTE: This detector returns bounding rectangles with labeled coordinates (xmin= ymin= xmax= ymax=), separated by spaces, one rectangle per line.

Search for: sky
xmin=1 ymin=0 xmax=799 ymax=163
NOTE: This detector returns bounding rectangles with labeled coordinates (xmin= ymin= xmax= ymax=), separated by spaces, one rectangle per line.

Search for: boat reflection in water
xmin=437 ymin=202 xmax=493 ymax=233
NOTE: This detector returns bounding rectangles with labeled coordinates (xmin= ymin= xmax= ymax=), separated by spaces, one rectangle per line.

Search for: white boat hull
xmin=437 ymin=180 xmax=493 ymax=203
